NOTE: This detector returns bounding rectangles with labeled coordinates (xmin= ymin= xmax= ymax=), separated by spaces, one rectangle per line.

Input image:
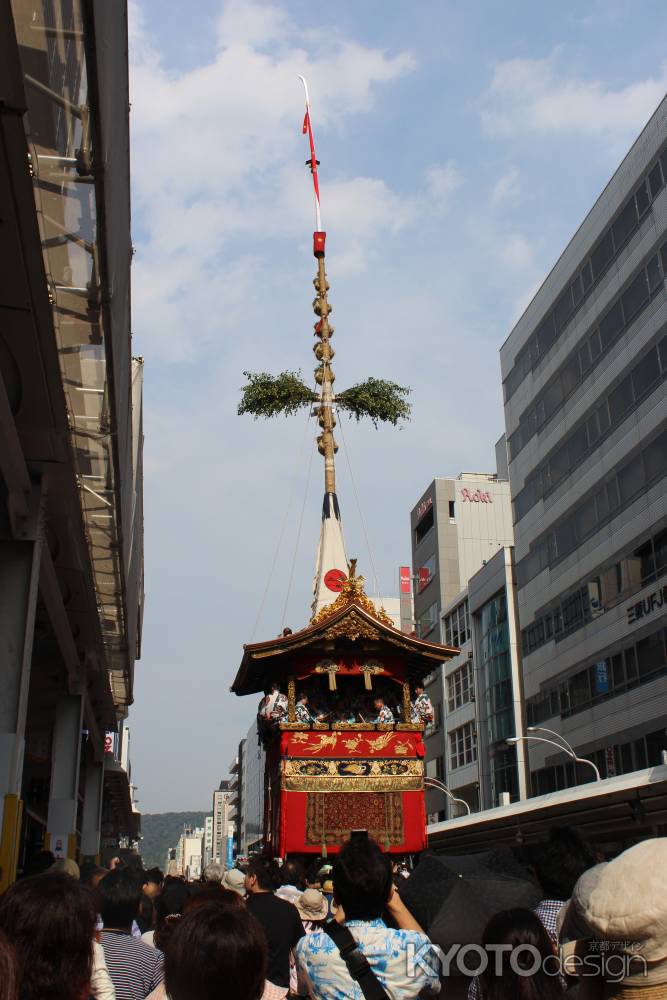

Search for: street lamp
xmin=527 ymin=725 xmax=580 ymax=759
xmin=424 ymin=777 xmax=472 ymax=816
xmin=505 ymin=735 xmax=601 ymax=782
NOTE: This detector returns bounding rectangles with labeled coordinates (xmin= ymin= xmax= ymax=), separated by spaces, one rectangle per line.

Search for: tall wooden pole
xmin=313 ymin=256 xmax=337 ymax=494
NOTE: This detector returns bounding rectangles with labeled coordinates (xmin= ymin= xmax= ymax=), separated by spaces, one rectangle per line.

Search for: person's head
xmin=0 ymin=872 xmax=96 ymax=1000
xmin=48 ymin=858 xmax=80 ymax=880
xmin=0 ymin=929 xmax=17 ymax=1000
xmin=271 ymin=682 xmax=281 ymax=693
xmin=332 ymin=837 xmax=392 ymax=920
xmin=298 ymin=692 xmax=308 ymax=705
xmin=480 ymin=908 xmax=560 ymax=1000
xmin=530 ymin=826 xmax=595 ymax=901
xmin=142 ymin=867 xmax=163 ymax=900
xmin=203 ymin=862 xmax=224 ymax=883
xmin=415 ymin=684 xmax=424 ymax=696
xmin=164 ymin=903 xmax=267 ymax=1000
xmin=154 ymin=881 xmax=191 ymax=952
xmin=98 ymin=866 xmax=143 ymax=930
xmin=185 ymin=885 xmax=243 ymax=912
xmin=221 ymin=867 xmax=247 ymax=897
xmin=373 ymin=696 xmax=385 ymax=709
xmin=245 ymin=856 xmax=282 ymax=895
xmin=281 ymin=858 xmax=306 ymax=890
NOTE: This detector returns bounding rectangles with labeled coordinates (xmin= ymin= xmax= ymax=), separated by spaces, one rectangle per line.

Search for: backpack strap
xmin=323 ymin=920 xmax=391 ymax=1000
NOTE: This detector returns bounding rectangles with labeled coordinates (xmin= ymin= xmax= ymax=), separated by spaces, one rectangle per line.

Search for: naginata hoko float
xmin=232 ymin=79 xmax=458 ymax=858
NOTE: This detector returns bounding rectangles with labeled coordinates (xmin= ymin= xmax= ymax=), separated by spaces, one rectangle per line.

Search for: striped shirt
xmin=101 ymin=930 xmax=164 ymax=1000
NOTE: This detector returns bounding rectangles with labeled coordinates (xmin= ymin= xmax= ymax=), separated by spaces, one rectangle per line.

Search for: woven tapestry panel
xmin=305 ymin=791 xmax=404 ymax=847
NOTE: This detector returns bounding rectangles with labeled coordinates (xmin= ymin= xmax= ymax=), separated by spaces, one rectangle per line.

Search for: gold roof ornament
xmin=310 ymin=558 xmax=394 ymax=628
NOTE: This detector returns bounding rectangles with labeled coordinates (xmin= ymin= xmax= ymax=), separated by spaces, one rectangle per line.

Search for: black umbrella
xmin=399 ymin=849 xmax=542 ymax=973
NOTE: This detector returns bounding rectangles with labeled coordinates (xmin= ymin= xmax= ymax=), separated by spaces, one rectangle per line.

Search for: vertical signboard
xmin=226 ymin=822 xmax=235 ymax=868
xmin=399 ymin=567 xmax=414 ymax=635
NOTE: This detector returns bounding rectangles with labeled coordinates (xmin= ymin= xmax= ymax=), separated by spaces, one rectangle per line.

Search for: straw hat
xmin=295 ymin=889 xmax=329 ymax=922
xmin=221 ymin=867 xmax=246 ymax=896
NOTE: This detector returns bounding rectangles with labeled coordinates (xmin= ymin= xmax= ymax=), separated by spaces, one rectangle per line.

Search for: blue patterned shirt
xmin=296 ymin=918 xmax=441 ymax=999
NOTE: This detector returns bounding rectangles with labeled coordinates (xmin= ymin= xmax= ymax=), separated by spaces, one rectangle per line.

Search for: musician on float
xmin=411 ymin=683 xmax=434 ymax=725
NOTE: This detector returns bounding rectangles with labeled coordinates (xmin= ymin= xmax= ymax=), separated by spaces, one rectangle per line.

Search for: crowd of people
xmin=0 ymin=831 xmax=665 ymax=1000
xmin=258 ymin=682 xmax=434 ymax=731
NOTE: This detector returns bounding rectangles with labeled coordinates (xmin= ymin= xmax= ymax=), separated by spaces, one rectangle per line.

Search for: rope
xmin=281 ymin=433 xmax=317 ymax=628
xmin=249 ymin=406 xmax=313 ymax=642
xmin=335 ymin=406 xmax=381 ymax=600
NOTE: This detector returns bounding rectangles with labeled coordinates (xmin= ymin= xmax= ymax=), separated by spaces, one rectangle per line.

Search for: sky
xmin=127 ymin=0 xmax=667 ymax=813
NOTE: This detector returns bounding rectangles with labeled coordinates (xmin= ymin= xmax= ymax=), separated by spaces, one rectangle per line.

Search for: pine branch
xmin=335 ymin=378 xmax=411 ymax=427
xmin=238 ymin=371 xmax=317 ymax=419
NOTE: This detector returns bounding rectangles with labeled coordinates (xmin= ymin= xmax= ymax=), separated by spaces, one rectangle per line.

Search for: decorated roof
xmin=231 ymin=566 xmax=458 ymax=695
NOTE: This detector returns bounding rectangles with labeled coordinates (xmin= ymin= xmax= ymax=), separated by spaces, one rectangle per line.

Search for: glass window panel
xmin=599 ymin=300 xmax=624 ymax=349
xmin=591 ymin=230 xmax=614 ymax=279
xmin=575 ymin=497 xmax=597 ymax=540
xmin=597 ymin=403 xmax=611 ymax=436
xmin=561 ymin=356 xmax=580 ymax=398
xmin=625 ymin=646 xmax=638 ymax=681
xmin=555 ymin=518 xmax=577 ymax=559
xmin=586 ymin=412 xmax=600 ymax=448
xmin=536 ymin=316 xmax=556 ymax=356
xmin=659 ymin=335 xmax=667 ymax=373
xmin=647 ymin=255 xmax=662 ymax=293
xmin=649 ymin=162 xmax=664 ymax=199
xmin=612 ymin=198 xmax=639 ymax=249
xmin=632 ymin=348 xmax=660 ymax=399
xmin=635 ymin=180 xmax=650 ymax=217
xmin=618 ymin=453 xmax=645 ymax=504
xmin=654 ymin=529 xmax=667 ymax=573
xmin=543 ymin=379 xmax=564 ymax=421
xmin=581 ymin=260 xmax=593 ymax=291
xmin=549 ymin=445 xmax=570 ymax=487
xmin=579 ymin=340 xmax=592 ymax=375
xmin=636 ymin=634 xmax=665 ymax=677
xmin=569 ymin=426 xmax=589 ymax=465
xmin=608 ymin=375 xmax=634 ymax=424
xmin=621 ymin=270 xmax=649 ymax=324
xmin=661 ymin=151 xmax=667 ymax=186
xmin=643 ymin=430 xmax=667 ymax=483
xmin=554 ymin=288 xmax=574 ymax=332
xmin=589 ymin=328 xmax=602 ymax=360
xmin=571 ymin=274 xmax=584 ymax=307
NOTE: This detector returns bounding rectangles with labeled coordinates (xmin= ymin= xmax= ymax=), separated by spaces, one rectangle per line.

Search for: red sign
xmin=104 ymin=733 xmax=114 ymax=755
xmin=418 ymin=567 xmax=430 ymax=591
xmin=416 ymin=496 xmax=433 ymax=521
xmin=461 ymin=488 xmax=493 ymax=503
xmin=324 ymin=568 xmax=347 ymax=592
xmin=399 ymin=567 xmax=411 ymax=594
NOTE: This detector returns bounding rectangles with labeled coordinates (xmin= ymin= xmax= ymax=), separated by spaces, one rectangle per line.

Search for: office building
xmin=1 ymin=0 xmax=144 ymax=883
xmin=211 ymin=779 xmax=234 ymax=865
xmin=500 ymin=97 xmax=667 ymax=793
xmin=410 ymin=470 xmax=513 ymax=814
xmin=203 ymin=815 xmax=213 ymax=867
xmin=240 ymin=719 xmax=265 ymax=855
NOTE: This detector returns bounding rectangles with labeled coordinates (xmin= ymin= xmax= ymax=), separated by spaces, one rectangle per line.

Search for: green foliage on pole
xmin=238 ymin=371 xmax=316 ymax=419
xmin=335 ymin=378 xmax=411 ymax=427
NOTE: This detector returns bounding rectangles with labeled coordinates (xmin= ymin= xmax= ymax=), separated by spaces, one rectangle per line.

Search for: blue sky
xmin=127 ymin=0 xmax=667 ymax=813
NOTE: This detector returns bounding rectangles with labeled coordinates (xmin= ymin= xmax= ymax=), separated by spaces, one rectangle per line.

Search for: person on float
xmin=411 ymin=683 xmax=434 ymax=725
xmin=372 ymin=696 xmax=395 ymax=724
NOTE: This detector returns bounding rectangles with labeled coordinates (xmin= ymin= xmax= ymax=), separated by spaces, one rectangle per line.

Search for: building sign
xmin=460 ymin=488 xmax=493 ymax=503
xmin=104 ymin=732 xmax=115 ymax=755
xmin=627 ymin=584 xmax=667 ymax=625
xmin=399 ymin=567 xmax=411 ymax=594
xmin=416 ymin=496 xmax=433 ymax=521
xmin=594 ymin=661 xmax=609 ymax=695
xmin=418 ymin=566 xmax=430 ymax=592
xmin=324 ymin=569 xmax=347 ymax=592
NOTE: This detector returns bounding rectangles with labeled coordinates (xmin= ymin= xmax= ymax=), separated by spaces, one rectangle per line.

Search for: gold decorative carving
xmin=280 ymin=723 xmax=309 ymax=731
xmin=402 ymin=682 xmax=411 ymax=723
xmin=282 ymin=756 xmax=423 ymax=792
xmin=287 ymin=676 xmax=296 ymax=722
xmin=310 ymin=561 xmax=395 ymax=629
xmin=323 ymin=612 xmax=381 ymax=642
xmin=396 ymin=723 xmax=423 ymax=731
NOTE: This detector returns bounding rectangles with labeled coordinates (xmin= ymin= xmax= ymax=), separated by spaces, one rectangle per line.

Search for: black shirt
xmin=246 ymin=891 xmax=305 ymax=988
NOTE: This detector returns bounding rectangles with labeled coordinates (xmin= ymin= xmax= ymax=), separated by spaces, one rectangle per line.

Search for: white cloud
xmin=128 ymin=0 xmax=416 ymax=361
xmin=491 ymin=166 xmax=520 ymax=207
xmin=424 ymin=160 xmax=464 ymax=210
xmin=480 ymin=53 xmax=667 ymax=139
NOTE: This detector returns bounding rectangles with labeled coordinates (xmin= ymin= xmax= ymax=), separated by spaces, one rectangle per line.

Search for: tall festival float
xmin=232 ymin=80 xmax=458 ymax=857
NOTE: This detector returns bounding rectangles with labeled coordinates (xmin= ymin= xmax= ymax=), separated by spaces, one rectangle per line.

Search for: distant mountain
xmin=140 ymin=811 xmax=208 ymax=870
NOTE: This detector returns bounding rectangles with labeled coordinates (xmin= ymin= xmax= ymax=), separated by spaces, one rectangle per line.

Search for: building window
xmin=417 ymin=602 xmax=438 ymax=638
xmin=425 ymin=755 xmax=444 ymax=782
xmin=447 ymin=662 xmax=474 ymax=711
xmin=449 ymin=500 xmax=456 ymax=519
xmin=415 ymin=506 xmax=434 ymax=545
xmin=444 ymin=599 xmax=470 ymax=647
xmin=449 ymin=721 xmax=477 ymax=769
xmin=417 ymin=554 xmax=436 ymax=592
